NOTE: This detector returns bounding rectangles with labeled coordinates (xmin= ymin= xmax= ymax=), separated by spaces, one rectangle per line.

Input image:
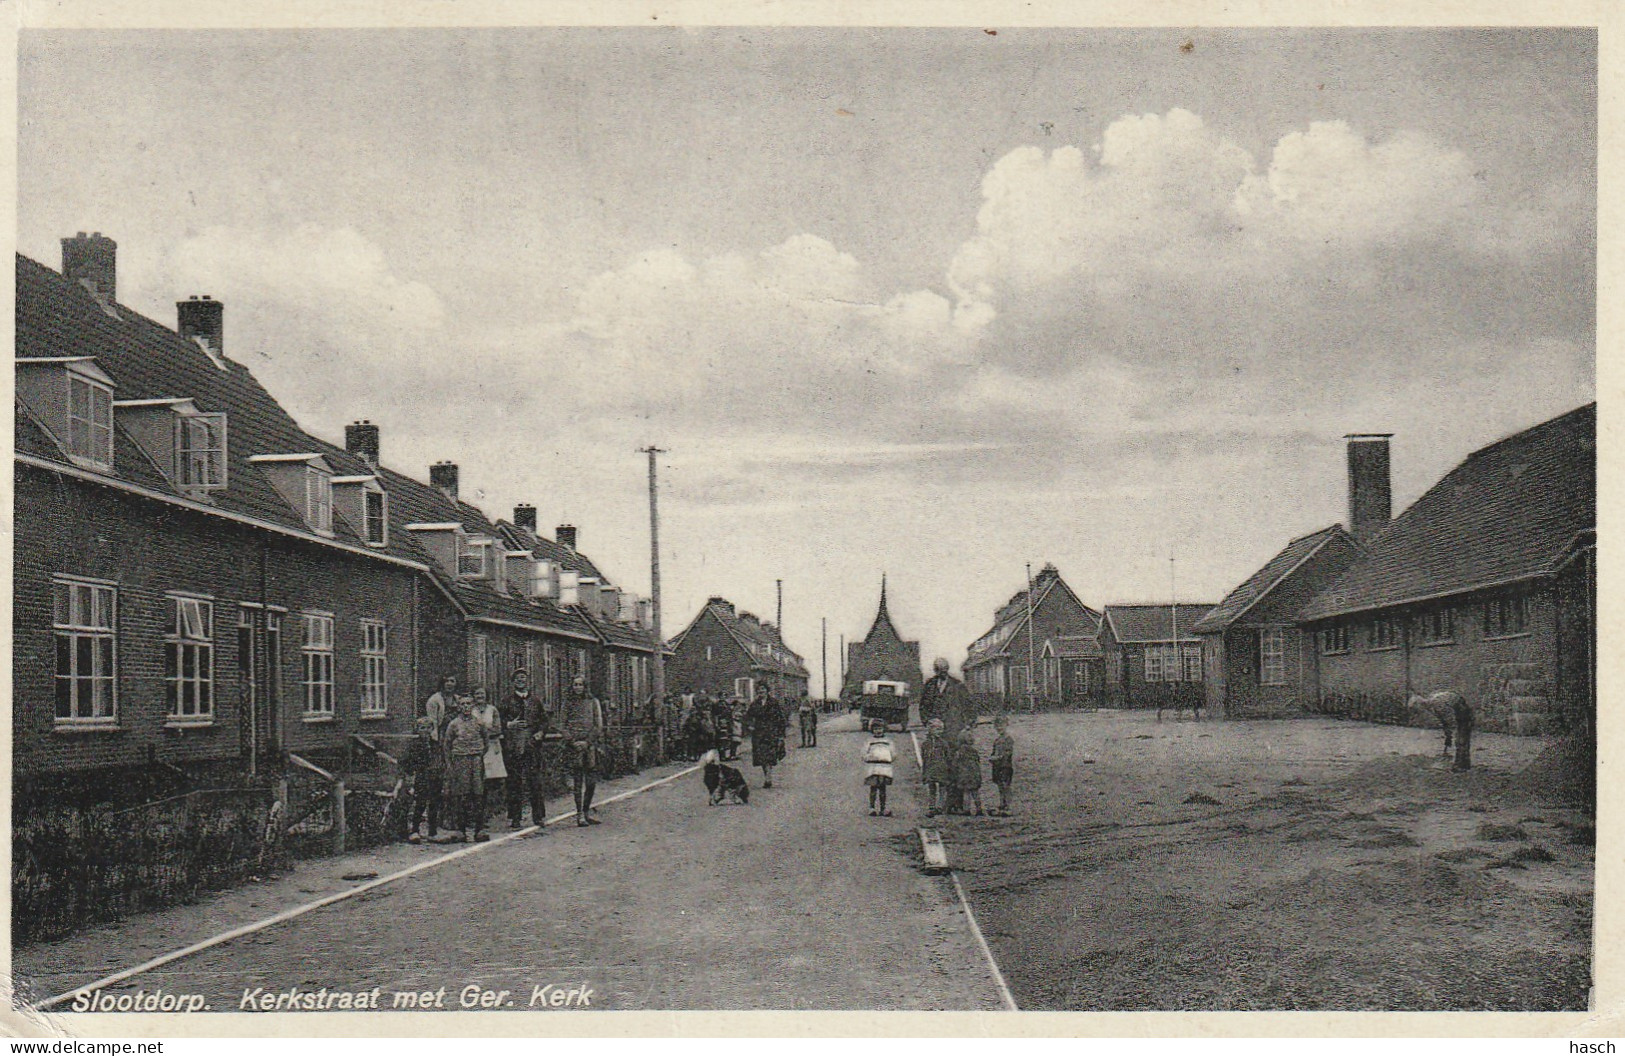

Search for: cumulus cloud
xmin=164 ymin=224 xmax=446 ymax=333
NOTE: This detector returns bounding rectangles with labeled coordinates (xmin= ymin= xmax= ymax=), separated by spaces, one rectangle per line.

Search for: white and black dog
xmin=700 ymin=749 xmax=751 ymax=805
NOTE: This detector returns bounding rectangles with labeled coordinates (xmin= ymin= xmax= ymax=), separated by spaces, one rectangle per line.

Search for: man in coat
xmin=918 ymin=657 xmax=973 ymax=734
xmin=562 ymin=675 xmax=606 ymax=826
xmin=501 ymin=668 xmax=550 ymax=830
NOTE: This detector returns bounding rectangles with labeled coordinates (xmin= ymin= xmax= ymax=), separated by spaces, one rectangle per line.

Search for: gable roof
xmin=15 ymin=254 xmax=424 ymax=560
xmin=1299 ymin=403 xmax=1596 ymax=621
xmin=16 ymin=251 xmax=642 ymax=644
xmin=966 ymin=564 xmax=1101 ymax=666
xmin=1103 ymin=604 xmax=1216 ymax=644
xmin=1190 ymin=525 xmax=1352 ymax=634
xmin=671 ymin=598 xmax=809 ymax=678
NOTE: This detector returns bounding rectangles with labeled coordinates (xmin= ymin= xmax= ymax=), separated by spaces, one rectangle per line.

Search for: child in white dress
xmin=863 ymin=719 xmax=895 ymax=816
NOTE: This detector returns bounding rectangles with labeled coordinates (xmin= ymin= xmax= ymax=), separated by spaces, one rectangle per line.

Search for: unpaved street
xmin=21 ymin=713 xmax=1004 ymax=1013
xmin=944 ymin=711 xmax=1593 ymax=1011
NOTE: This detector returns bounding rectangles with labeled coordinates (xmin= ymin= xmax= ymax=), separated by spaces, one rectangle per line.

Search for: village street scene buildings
xmin=12 ymin=27 xmax=1599 ymax=1019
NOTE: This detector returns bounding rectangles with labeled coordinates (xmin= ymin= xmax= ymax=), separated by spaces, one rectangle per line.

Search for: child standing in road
xmin=955 ymin=729 xmax=985 ymax=817
xmin=442 ymin=696 xmax=490 ymax=842
xmin=402 ymin=716 xmax=444 ymax=843
xmin=989 ymin=715 xmax=1014 ymax=816
xmin=921 ymin=718 xmax=952 ymax=817
xmin=863 ymin=719 xmax=895 ymax=817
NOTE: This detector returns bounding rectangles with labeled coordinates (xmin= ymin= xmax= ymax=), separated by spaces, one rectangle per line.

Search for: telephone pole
xmin=821 ymin=617 xmax=829 ymax=703
xmin=775 ymin=578 xmax=785 ymax=698
xmin=639 ymin=446 xmax=667 ymax=719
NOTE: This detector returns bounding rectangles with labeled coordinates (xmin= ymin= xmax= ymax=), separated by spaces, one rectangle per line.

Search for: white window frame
xmin=735 ymin=677 xmax=754 ymax=699
xmin=165 ymin=594 xmax=215 ymax=723
xmin=1368 ymin=616 xmax=1402 ymax=651
xmin=1259 ymin=628 xmax=1287 ymax=686
xmin=360 ymin=619 xmax=388 ymax=717
xmin=1144 ymin=646 xmax=1164 ymax=683
xmin=459 ymin=538 xmax=493 ymax=579
xmin=174 ymin=412 xmax=228 ymax=491
xmin=1483 ymin=595 xmax=1530 ymax=639
xmin=305 ymin=466 xmax=334 ymax=535
xmin=363 ymin=487 xmax=389 ymax=547
xmin=302 ymin=612 xmax=335 ymax=720
xmin=1416 ymin=607 xmax=1455 ymax=646
xmin=1181 ymin=644 xmax=1202 ymax=683
xmin=66 ymin=372 xmax=114 ymax=470
xmin=53 ymin=577 xmax=118 ymax=725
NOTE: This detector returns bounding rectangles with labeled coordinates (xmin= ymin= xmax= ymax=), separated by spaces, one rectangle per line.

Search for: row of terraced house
xmin=963 ymin=409 xmax=1596 ymax=738
xmin=14 ymin=235 xmax=671 ymax=938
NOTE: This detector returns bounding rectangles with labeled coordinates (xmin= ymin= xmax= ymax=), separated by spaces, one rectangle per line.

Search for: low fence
xmin=14 ymin=785 xmax=286 ymax=947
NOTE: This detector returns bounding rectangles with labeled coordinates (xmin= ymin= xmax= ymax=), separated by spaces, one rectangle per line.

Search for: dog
xmin=700 ymin=749 xmax=751 ymax=805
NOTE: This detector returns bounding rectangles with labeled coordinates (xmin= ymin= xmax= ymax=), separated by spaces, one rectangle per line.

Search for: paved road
xmin=39 ymin=713 xmax=1003 ymax=1012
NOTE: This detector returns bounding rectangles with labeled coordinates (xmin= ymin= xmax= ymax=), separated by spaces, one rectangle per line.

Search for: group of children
xmin=862 ymin=713 xmax=1015 ymax=817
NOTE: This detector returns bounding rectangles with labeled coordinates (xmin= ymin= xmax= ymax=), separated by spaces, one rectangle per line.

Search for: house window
xmin=1416 ymin=608 xmax=1455 ymax=646
xmin=363 ymin=489 xmax=388 ymax=547
xmin=360 ymin=620 xmax=388 ymax=717
xmin=459 ymin=539 xmax=491 ymax=578
xmin=1259 ymin=628 xmax=1287 ymax=686
xmin=1483 ymin=595 xmax=1529 ymax=638
xmin=1182 ymin=644 xmax=1202 ymax=683
xmin=302 ymin=613 xmax=335 ymax=719
xmin=53 ymin=577 xmax=117 ymax=724
xmin=1368 ymin=616 xmax=1401 ymax=650
xmin=67 ymin=373 xmax=114 ymax=468
xmin=305 ymin=467 xmax=333 ymax=534
xmin=165 ymin=595 xmax=214 ymax=722
xmin=175 ymin=413 xmax=228 ymax=491
xmin=1144 ymin=646 xmax=1165 ymax=683
xmin=1318 ymin=624 xmax=1350 ymax=655
xmin=469 ymin=633 xmax=489 ymax=691
xmin=735 ymin=677 xmax=754 ymax=698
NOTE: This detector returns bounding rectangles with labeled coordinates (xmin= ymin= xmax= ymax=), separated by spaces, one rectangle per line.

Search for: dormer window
xmin=68 ymin=371 xmax=114 ymax=469
xmin=459 ymin=537 xmax=493 ymax=579
xmin=333 ymin=474 xmax=388 ymax=547
xmin=175 ymin=413 xmax=227 ymax=491
xmin=306 ymin=466 xmax=333 ymax=533
xmin=249 ymin=453 xmax=336 ymax=537
xmin=365 ymin=489 xmax=388 ymax=546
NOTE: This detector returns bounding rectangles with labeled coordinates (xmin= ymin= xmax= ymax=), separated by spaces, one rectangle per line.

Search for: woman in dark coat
xmin=745 ymin=685 xmax=785 ymax=788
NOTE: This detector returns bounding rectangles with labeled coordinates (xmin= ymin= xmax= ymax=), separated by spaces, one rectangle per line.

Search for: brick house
xmin=840 ymin=576 xmax=922 ymax=701
xmin=963 ymin=564 xmax=1100 ymax=708
xmin=1298 ymin=404 xmax=1596 ymax=736
xmin=16 ymin=236 xmax=661 ymax=792
xmin=1097 ymin=604 xmax=1215 ymax=710
xmin=14 ymin=241 xmax=441 ymax=788
xmin=666 ymin=597 xmax=810 ymax=700
xmin=1191 ymin=525 xmax=1364 ymax=719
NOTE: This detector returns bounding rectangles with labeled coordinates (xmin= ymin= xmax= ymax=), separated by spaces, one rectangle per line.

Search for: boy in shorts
xmin=989 ymin=715 xmax=1015 ymax=816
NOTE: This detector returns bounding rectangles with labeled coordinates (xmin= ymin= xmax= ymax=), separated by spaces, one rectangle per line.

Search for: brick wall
xmin=1310 ymin=587 xmax=1562 ymax=734
xmin=15 ymin=465 xmax=421 ymax=778
xmin=667 ymin=610 xmax=753 ymax=698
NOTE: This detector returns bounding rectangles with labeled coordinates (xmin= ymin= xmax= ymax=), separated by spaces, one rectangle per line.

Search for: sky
xmin=17 ymin=27 xmax=1597 ymax=686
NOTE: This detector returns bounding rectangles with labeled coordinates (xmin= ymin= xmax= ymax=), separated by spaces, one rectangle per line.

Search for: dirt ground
xmin=938 ymin=710 xmax=1593 ymax=1011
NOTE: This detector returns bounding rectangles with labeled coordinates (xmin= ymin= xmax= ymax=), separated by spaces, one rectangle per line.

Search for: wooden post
xmin=332 ymin=779 xmax=347 ymax=855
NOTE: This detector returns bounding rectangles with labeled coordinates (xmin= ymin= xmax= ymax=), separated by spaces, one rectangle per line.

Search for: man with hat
xmin=501 ymin=668 xmax=550 ymax=830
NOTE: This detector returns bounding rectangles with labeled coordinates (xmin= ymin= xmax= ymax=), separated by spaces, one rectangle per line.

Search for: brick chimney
xmin=1346 ymin=434 xmax=1393 ymax=542
xmin=62 ymin=232 xmax=117 ymax=303
xmin=345 ymin=420 xmax=380 ymax=468
xmin=555 ymin=524 xmax=577 ymax=550
xmin=430 ymin=461 xmax=459 ymax=500
xmin=177 ymin=295 xmax=224 ymax=356
xmin=513 ymin=504 xmax=538 ymax=532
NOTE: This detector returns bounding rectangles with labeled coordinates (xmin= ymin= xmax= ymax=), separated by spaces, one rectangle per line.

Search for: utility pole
xmin=821 ymin=617 xmax=829 ymax=703
xmin=639 ymin=446 xmax=667 ymax=724
xmin=1026 ymin=562 xmax=1037 ymax=711
xmin=775 ymin=578 xmax=786 ymax=699
xmin=1170 ymin=556 xmax=1179 ymax=686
